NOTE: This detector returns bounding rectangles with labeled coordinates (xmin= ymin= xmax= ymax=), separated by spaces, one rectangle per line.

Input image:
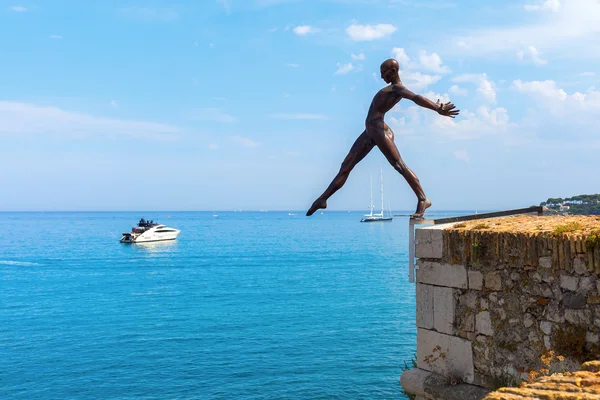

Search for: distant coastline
xmin=540 ymin=194 xmax=600 ymax=215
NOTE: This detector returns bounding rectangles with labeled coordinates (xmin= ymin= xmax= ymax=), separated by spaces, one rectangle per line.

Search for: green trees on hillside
xmin=540 ymin=194 xmax=600 ymax=215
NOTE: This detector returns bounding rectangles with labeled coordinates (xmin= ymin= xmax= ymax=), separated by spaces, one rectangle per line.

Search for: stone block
xmin=401 ymin=368 xmax=491 ymax=400
xmin=480 ymin=299 xmax=489 ymax=311
xmin=540 ymin=321 xmax=552 ymax=335
xmin=417 ymin=328 xmax=474 ymax=384
xmin=416 ymin=283 xmax=434 ymax=329
xmin=476 ymin=311 xmax=493 ymax=336
xmin=416 ymin=261 xmax=467 ymax=289
xmin=468 ymin=270 xmax=483 ymax=290
xmin=434 ymin=286 xmax=455 ymax=335
xmin=560 ymin=275 xmax=579 ymax=292
xmin=565 ymin=309 xmax=592 ymax=325
xmin=580 ymin=277 xmax=594 ymax=292
xmin=563 ymin=292 xmax=585 ymax=309
xmin=523 ymin=313 xmax=534 ymax=328
xmin=400 ymin=368 xmax=429 ymax=397
xmin=539 ymin=256 xmax=552 ymax=269
xmin=459 ymin=291 xmax=477 ymax=310
xmin=415 ymin=225 xmax=444 ymax=259
xmin=484 ymin=272 xmax=502 ymax=291
xmin=573 ymin=256 xmax=587 ymax=275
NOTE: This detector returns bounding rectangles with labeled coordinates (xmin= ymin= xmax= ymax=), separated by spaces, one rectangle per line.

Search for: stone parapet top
xmin=444 ymin=215 xmax=600 ymax=236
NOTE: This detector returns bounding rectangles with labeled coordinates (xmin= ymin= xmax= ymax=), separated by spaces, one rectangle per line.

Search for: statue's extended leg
xmin=306 ymin=131 xmax=375 ymax=216
xmin=372 ymin=125 xmax=431 ymax=219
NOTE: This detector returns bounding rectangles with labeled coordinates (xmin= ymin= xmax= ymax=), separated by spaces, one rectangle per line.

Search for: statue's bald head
xmin=380 ymin=58 xmax=400 ymax=84
xmin=381 ymin=58 xmax=399 ymax=70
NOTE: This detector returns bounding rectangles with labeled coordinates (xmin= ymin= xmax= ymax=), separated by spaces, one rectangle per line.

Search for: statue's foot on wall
xmin=411 ymin=198 xmax=431 ymax=219
xmin=306 ymin=198 xmax=327 ymax=216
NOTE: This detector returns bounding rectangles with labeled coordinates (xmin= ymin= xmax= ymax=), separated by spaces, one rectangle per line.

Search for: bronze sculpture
xmin=306 ymin=58 xmax=459 ymax=219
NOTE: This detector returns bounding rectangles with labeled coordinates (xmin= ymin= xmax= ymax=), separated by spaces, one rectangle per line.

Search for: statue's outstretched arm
xmin=393 ymin=85 xmax=460 ymax=118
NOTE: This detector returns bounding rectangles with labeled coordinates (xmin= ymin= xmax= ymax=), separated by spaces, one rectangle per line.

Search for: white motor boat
xmin=120 ymin=218 xmax=180 ymax=243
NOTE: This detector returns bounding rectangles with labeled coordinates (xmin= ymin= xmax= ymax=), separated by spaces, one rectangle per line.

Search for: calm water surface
xmin=0 ymin=211 xmax=468 ymax=399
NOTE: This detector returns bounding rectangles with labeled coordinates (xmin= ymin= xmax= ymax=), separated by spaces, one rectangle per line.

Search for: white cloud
xmin=524 ymin=0 xmax=560 ymax=12
xmin=453 ymin=74 xmax=496 ymax=103
xmin=391 ymin=47 xmax=413 ymax=69
xmin=388 ymin=48 xmax=452 ymax=90
xmin=0 ymin=101 xmax=181 ymax=139
xmin=453 ymin=149 xmax=470 ymax=162
xmin=293 ymin=25 xmax=318 ymax=36
xmin=432 ymin=106 xmax=512 ymax=140
xmin=351 ymin=53 xmax=366 ymax=61
xmin=285 ymin=63 xmax=300 ymax=68
xmin=476 ymin=106 xmax=510 ymax=125
xmin=9 ymin=5 xmax=27 ymax=12
xmin=512 ymin=79 xmax=567 ymax=100
xmin=346 ymin=24 xmax=396 ymax=41
xmin=335 ymin=62 xmax=354 ymax=75
xmin=229 ymin=135 xmax=259 ymax=148
xmin=208 ymin=143 xmax=219 ymax=150
xmin=402 ymin=72 xmax=441 ymax=91
xmin=110 ymin=100 xmax=118 ymax=108
xmin=116 ymin=7 xmax=179 ymax=22
xmin=449 ymin=85 xmax=468 ymax=96
xmin=269 ymin=113 xmax=328 ymax=120
xmin=511 ymin=80 xmax=600 ymax=142
xmin=184 ymin=108 xmax=236 ymax=123
xmin=390 ymin=101 xmax=514 ymax=141
xmin=50 ymin=35 xmax=63 ymax=40
xmin=578 ymin=72 xmax=596 ymax=77
xmin=390 ymin=48 xmax=442 ymax=91
xmin=452 ymin=0 xmax=600 ymax=59
xmin=516 ymin=45 xmax=548 ymax=65
xmin=423 ymin=91 xmax=451 ymax=104
xmin=418 ymin=50 xmax=451 ymax=74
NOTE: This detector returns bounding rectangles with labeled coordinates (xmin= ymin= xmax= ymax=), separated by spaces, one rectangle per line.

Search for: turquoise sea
xmin=0 ymin=210 xmax=467 ymax=399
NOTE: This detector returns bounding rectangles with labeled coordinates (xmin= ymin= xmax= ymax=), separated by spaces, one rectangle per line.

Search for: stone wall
xmin=401 ymin=215 xmax=600 ymax=399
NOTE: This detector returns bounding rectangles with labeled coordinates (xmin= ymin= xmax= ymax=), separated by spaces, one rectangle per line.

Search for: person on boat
xmin=306 ymin=58 xmax=459 ymax=219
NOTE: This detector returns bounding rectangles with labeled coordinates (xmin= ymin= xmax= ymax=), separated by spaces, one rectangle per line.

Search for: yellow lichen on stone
xmin=483 ymin=365 xmax=600 ymax=399
xmin=446 ymin=215 xmax=600 ymax=236
xmin=583 ymin=361 xmax=600 ymax=373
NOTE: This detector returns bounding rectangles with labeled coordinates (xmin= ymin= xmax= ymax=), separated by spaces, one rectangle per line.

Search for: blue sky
xmin=1 ymin=0 xmax=599 ymax=212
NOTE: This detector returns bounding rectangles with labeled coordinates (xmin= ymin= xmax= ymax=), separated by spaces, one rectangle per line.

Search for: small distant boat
xmin=288 ymin=212 xmax=297 ymax=216
xmin=361 ymin=166 xmax=393 ymax=223
xmin=120 ymin=218 xmax=180 ymax=243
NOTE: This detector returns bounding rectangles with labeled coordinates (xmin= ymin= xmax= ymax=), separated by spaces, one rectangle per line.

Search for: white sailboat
xmin=360 ymin=166 xmax=393 ymax=222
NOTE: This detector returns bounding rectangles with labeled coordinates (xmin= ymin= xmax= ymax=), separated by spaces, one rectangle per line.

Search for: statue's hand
xmin=436 ymin=100 xmax=460 ymax=118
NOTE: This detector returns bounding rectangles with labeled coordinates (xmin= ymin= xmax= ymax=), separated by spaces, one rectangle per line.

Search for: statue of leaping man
xmin=306 ymin=58 xmax=459 ymax=219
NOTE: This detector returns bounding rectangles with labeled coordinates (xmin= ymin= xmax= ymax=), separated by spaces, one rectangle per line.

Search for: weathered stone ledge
xmin=401 ymin=367 xmax=491 ymax=400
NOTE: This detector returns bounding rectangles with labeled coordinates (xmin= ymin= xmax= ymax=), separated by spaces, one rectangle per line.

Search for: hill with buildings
xmin=540 ymin=194 xmax=600 ymax=215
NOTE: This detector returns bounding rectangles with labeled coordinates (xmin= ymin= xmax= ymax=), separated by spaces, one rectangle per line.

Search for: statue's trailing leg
xmin=306 ymin=131 xmax=375 ymax=216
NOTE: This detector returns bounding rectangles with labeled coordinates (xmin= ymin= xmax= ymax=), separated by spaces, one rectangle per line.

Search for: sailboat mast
xmin=369 ymin=173 xmax=374 ymax=214
xmin=380 ymin=166 xmax=384 ymax=214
